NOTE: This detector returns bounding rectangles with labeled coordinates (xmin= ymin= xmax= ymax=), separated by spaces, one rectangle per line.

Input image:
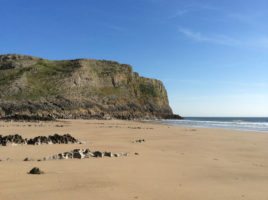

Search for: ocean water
xmin=161 ymin=117 xmax=268 ymax=132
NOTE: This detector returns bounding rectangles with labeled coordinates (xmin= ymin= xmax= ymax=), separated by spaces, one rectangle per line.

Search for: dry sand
xmin=0 ymin=119 xmax=268 ymax=200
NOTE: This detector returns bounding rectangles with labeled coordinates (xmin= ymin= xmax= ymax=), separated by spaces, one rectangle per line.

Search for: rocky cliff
xmin=0 ymin=54 xmax=181 ymax=120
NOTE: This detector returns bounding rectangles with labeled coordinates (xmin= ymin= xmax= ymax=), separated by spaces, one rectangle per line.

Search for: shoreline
xmin=154 ymin=118 xmax=268 ymax=133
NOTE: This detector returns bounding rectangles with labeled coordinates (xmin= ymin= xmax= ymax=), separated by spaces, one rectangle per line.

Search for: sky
xmin=0 ymin=0 xmax=267 ymax=117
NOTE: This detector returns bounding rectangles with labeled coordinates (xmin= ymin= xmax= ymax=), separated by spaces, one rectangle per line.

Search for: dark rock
xmin=104 ymin=152 xmax=113 ymax=157
xmin=93 ymin=151 xmax=103 ymax=158
xmin=28 ymin=167 xmax=44 ymax=175
xmin=73 ymin=149 xmax=84 ymax=159
xmin=23 ymin=157 xmax=34 ymax=161
xmin=0 ymin=133 xmax=80 ymax=146
xmin=162 ymin=114 xmax=183 ymax=120
xmin=134 ymin=139 xmax=145 ymax=143
xmin=1 ymin=114 xmax=54 ymax=121
xmin=0 ymin=134 xmax=26 ymax=146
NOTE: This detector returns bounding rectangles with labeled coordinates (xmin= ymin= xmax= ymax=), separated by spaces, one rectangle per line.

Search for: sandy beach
xmin=1 ymin=119 xmax=268 ymax=200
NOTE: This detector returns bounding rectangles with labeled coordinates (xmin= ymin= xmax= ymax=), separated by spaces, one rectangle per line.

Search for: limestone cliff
xmin=0 ymin=54 xmax=181 ymax=120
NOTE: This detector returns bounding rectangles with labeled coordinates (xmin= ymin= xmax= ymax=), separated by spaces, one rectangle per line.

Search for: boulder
xmin=28 ymin=167 xmax=44 ymax=175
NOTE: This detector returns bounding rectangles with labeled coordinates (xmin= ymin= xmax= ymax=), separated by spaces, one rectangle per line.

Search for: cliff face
xmin=0 ymin=54 xmax=181 ymax=120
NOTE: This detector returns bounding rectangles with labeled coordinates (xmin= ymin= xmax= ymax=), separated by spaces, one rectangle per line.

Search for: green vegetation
xmin=0 ymin=67 xmax=31 ymax=85
xmin=98 ymin=87 xmax=123 ymax=96
xmin=0 ymin=59 xmax=81 ymax=100
xmin=139 ymin=82 xmax=158 ymax=97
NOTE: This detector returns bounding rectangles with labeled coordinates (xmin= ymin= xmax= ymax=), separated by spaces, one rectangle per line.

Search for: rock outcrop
xmin=0 ymin=134 xmax=80 ymax=146
xmin=0 ymin=134 xmax=26 ymax=146
xmin=42 ymin=148 xmax=128 ymax=161
xmin=26 ymin=134 xmax=80 ymax=145
xmin=0 ymin=54 xmax=182 ymax=120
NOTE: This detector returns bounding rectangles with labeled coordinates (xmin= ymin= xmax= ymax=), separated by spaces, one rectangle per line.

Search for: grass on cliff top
xmin=94 ymin=60 xmax=132 ymax=76
xmin=0 ymin=67 xmax=33 ymax=85
xmin=24 ymin=60 xmax=81 ymax=99
xmin=0 ymin=60 xmax=80 ymax=100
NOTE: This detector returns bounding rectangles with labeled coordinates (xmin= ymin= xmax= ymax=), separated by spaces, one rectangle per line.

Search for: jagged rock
xmin=27 ymin=136 xmax=50 ymax=145
xmin=104 ymin=152 xmax=113 ymax=157
xmin=27 ymin=134 xmax=79 ymax=145
xmin=28 ymin=167 xmax=44 ymax=175
xmin=0 ymin=134 xmax=26 ymax=146
xmin=0 ymin=133 xmax=80 ymax=146
xmin=0 ymin=54 xmax=183 ymax=120
xmin=93 ymin=151 xmax=104 ymax=158
xmin=73 ymin=149 xmax=85 ymax=159
xmin=43 ymin=149 xmax=128 ymax=161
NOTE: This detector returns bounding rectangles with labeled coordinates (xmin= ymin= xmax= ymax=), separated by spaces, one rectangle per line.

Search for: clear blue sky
xmin=0 ymin=0 xmax=267 ymax=117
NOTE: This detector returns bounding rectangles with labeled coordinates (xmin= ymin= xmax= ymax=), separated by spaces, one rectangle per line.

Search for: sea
xmin=160 ymin=117 xmax=268 ymax=132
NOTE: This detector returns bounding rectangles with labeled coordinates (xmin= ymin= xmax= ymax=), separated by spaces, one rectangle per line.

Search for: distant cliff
xmin=0 ymin=54 xmax=182 ymax=120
